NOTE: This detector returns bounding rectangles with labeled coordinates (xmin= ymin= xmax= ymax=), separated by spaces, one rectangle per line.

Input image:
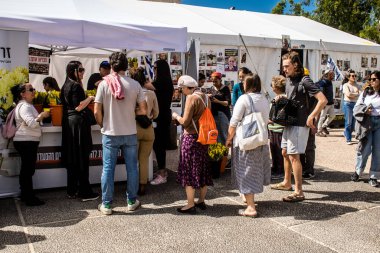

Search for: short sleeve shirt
xmin=95 ymin=75 xmax=145 ymax=136
xmin=285 ymin=75 xmax=320 ymax=127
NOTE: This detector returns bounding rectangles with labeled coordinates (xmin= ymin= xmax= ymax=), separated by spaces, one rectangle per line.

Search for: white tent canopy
xmin=0 ymin=0 xmax=187 ymax=52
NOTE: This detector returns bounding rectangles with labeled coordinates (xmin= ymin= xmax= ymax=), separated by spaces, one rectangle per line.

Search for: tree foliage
xmin=271 ymin=0 xmax=380 ymax=44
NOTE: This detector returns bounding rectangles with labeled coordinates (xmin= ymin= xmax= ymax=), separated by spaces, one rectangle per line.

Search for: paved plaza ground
xmin=1 ymin=128 xmax=379 ymax=253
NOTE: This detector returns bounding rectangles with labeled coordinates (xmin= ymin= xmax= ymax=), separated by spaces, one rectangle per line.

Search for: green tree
xmin=272 ymin=0 xmax=380 ymax=44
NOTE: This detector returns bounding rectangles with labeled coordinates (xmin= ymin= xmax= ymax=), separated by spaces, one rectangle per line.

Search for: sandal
xmin=238 ymin=209 xmax=258 ymax=218
xmin=270 ymin=183 xmax=293 ymax=191
xmin=283 ymin=193 xmax=305 ymax=202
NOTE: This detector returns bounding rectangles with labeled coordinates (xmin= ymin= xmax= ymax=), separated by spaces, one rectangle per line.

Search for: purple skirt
xmin=176 ymin=134 xmax=213 ymax=188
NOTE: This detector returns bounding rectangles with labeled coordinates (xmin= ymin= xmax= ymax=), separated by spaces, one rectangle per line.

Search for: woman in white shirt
xmin=352 ymin=71 xmax=380 ymax=187
xmin=342 ymin=70 xmax=360 ymax=144
xmin=11 ymin=83 xmax=50 ymax=206
xmin=226 ymin=74 xmax=271 ymax=218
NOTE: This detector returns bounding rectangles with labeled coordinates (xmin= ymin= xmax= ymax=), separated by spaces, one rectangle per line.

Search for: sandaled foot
xmin=238 ymin=209 xmax=258 ymax=218
xmin=270 ymin=183 xmax=292 ymax=191
xmin=283 ymin=193 xmax=305 ymax=202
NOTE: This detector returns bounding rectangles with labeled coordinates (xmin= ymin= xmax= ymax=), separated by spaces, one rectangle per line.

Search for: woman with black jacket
xmin=150 ymin=60 xmax=174 ymax=185
xmin=60 ymin=61 xmax=99 ymax=201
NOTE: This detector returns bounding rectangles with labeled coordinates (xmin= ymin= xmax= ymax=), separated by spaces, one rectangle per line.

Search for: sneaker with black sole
xmin=79 ymin=192 xmax=99 ymax=202
xmin=98 ymin=203 xmax=112 ymax=215
xmin=322 ymin=127 xmax=329 ymax=135
xmin=369 ymin=178 xmax=379 ymax=187
xmin=351 ymin=172 xmax=360 ymax=182
xmin=127 ymin=199 xmax=141 ymax=211
xmin=302 ymin=173 xmax=315 ymax=179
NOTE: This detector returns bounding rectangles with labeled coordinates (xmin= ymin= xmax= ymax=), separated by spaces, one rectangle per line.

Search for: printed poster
xmin=224 ymin=49 xmax=238 ymax=72
xmin=29 ymin=47 xmax=50 ymax=75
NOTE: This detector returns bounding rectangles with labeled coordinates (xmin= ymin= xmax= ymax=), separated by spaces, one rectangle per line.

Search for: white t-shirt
xmin=356 ymin=92 xmax=380 ymax=116
xmin=95 ymin=75 xmax=145 ymax=136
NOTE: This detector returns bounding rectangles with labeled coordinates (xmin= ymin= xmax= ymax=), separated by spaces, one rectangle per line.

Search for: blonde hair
xmin=271 ymin=75 xmax=286 ymax=93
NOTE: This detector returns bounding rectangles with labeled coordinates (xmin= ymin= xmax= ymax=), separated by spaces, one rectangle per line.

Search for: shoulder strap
xmin=245 ymin=94 xmax=256 ymax=114
xmin=191 ymin=93 xmax=207 ymax=134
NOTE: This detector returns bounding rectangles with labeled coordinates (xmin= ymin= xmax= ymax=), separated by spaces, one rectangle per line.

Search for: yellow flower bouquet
xmin=208 ymin=143 xmax=228 ymax=161
xmin=47 ymin=90 xmax=61 ymax=105
xmin=0 ymin=66 xmax=29 ymax=120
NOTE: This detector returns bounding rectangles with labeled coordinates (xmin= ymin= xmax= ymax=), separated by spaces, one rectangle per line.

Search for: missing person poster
xmin=29 ymin=47 xmax=50 ymax=75
xmin=224 ymin=49 xmax=238 ymax=72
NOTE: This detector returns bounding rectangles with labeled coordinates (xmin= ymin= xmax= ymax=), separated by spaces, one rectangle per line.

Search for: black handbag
xmin=136 ymin=115 xmax=152 ymax=128
xmin=269 ymin=96 xmax=299 ymax=126
xmin=80 ymin=107 xmax=97 ymax=126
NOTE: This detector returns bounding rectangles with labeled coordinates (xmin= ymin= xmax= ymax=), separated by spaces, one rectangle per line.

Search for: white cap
xmin=177 ymin=75 xmax=198 ymax=88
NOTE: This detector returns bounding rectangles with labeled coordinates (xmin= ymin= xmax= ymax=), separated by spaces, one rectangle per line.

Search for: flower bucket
xmin=87 ymin=102 xmax=94 ymax=113
xmin=50 ymin=105 xmax=63 ymax=126
xmin=219 ymin=155 xmax=228 ymax=174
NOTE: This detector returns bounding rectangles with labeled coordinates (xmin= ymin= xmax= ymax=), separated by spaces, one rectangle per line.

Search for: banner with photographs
xmin=29 ymin=47 xmax=50 ymax=75
xmin=224 ymin=49 xmax=238 ymax=72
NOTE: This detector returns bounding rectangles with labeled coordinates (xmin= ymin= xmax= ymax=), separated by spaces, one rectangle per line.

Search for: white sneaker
xmin=346 ymin=141 xmax=354 ymax=145
xmin=150 ymin=174 xmax=167 ymax=185
xmin=98 ymin=203 xmax=112 ymax=215
xmin=127 ymin=199 xmax=141 ymax=211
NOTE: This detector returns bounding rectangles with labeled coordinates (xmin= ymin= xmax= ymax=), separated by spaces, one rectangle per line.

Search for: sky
xmin=181 ymin=0 xmax=315 ymax=13
xmin=181 ymin=0 xmax=283 ymax=13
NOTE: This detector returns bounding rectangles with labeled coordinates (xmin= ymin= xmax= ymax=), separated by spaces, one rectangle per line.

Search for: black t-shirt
xmin=318 ymin=79 xmax=334 ymax=105
xmin=286 ymin=75 xmax=320 ymax=127
xmin=210 ymin=85 xmax=231 ymax=119
xmin=87 ymin=73 xmax=102 ymax=90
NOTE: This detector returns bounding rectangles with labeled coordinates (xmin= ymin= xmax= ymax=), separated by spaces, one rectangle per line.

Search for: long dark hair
xmin=43 ymin=76 xmax=60 ymax=91
xmin=11 ymin=84 xmax=26 ymax=104
xmin=66 ymin=61 xmax=82 ymax=83
xmin=364 ymin=70 xmax=380 ymax=96
xmin=131 ymin=67 xmax=147 ymax=88
xmin=154 ymin=60 xmax=172 ymax=88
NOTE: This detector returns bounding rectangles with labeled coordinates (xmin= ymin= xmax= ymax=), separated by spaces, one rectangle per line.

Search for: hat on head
xmin=100 ymin=61 xmax=111 ymax=69
xmin=177 ymin=75 xmax=198 ymax=88
xmin=211 ymin=72 xmax=222 ymax=79
xmin=322 ymin=68 xmax=333 ymax=75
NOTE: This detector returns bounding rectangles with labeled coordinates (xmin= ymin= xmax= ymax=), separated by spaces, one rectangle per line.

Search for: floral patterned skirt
xmin=176 ymin=134 xmax=213 ymax=188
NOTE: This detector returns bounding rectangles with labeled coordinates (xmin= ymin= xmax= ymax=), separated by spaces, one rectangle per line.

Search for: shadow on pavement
xmin=0 ymin=230 xmax=46 ymax=250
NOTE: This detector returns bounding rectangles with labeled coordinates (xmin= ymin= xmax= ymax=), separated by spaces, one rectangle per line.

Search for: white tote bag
xmin=235 ymin=95 xmax=268 ymax=151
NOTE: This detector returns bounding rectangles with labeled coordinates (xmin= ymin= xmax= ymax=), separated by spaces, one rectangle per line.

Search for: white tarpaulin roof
xmin=0 ymin=0 xmax=187 ymax=52
xmin=0 ymin=0 xmax=377 ymax=54
xmin=116 ymin=0 xmax=379 ymax=54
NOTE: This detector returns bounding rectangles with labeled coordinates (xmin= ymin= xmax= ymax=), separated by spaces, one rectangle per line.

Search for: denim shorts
xmin=281 ymin=126 xmax=310 ymax=154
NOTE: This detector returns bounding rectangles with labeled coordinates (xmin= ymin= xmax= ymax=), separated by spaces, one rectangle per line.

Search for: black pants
xmin=13 ymin=141 xmax=39 ymax=199
xmin=153 ymin=117 xmax=171 ymax=170
xmin=269 ymin=130 xmax=284 ymax=175
xmin=300 ymin=133 xmax=316 ymax=174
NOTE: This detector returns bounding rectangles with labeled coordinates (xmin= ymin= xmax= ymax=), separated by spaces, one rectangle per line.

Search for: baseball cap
xmin=211 ymin=72 xmax=222 ymax=79
xmin=100 ymin=61 xmax=111 ymax=69
xmin=177 ymin=75 xmax=198 ymax=88
xmin=322 ymin=68 xmax=333 ymax=75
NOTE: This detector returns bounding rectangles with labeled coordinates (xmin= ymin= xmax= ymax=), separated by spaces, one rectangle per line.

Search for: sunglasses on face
xmin=350 ymin=74 xmax=356 ymax=77
xmin=24 ymin=88 xmax=35 ymax=93
xmin=78 ymin=67 xmax=85 ymax=73
xmin=370 ymin=78 xmax=379 ymax=82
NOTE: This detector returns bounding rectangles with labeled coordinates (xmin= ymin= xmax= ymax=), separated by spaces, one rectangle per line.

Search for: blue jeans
xmin=101 ymin=134 xmax=139 ymax=205
xmin=355 ymin=116 xmax=380 ymax=179
xmin=343 ymin=101 xmax=356 ymax=142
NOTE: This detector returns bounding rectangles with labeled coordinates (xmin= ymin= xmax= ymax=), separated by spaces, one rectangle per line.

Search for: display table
xmin=0 ymin=124 xmax=153 ymax=198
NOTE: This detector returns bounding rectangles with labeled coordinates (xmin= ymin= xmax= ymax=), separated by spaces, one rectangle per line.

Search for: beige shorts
xmin=281 ymin=126 xmax=310 ymax=154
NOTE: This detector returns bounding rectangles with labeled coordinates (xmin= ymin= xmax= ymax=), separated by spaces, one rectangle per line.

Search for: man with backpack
xmin=316 ymin=69 xmax=336 ymax=137
xmin=271 ymin=51 xmax=327 ymax=202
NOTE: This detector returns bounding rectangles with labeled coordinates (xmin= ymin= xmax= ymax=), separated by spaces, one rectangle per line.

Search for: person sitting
xmin=87 ymin=61 xmax=111 ymax=90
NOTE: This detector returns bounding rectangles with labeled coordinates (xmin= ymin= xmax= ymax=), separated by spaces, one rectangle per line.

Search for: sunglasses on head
xmin=78 ymin=67 xmax=85 ymax=72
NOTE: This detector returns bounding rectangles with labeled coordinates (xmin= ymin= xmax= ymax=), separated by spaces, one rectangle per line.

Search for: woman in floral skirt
xmin=172 ymin=75 xmax=213 ymax=214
